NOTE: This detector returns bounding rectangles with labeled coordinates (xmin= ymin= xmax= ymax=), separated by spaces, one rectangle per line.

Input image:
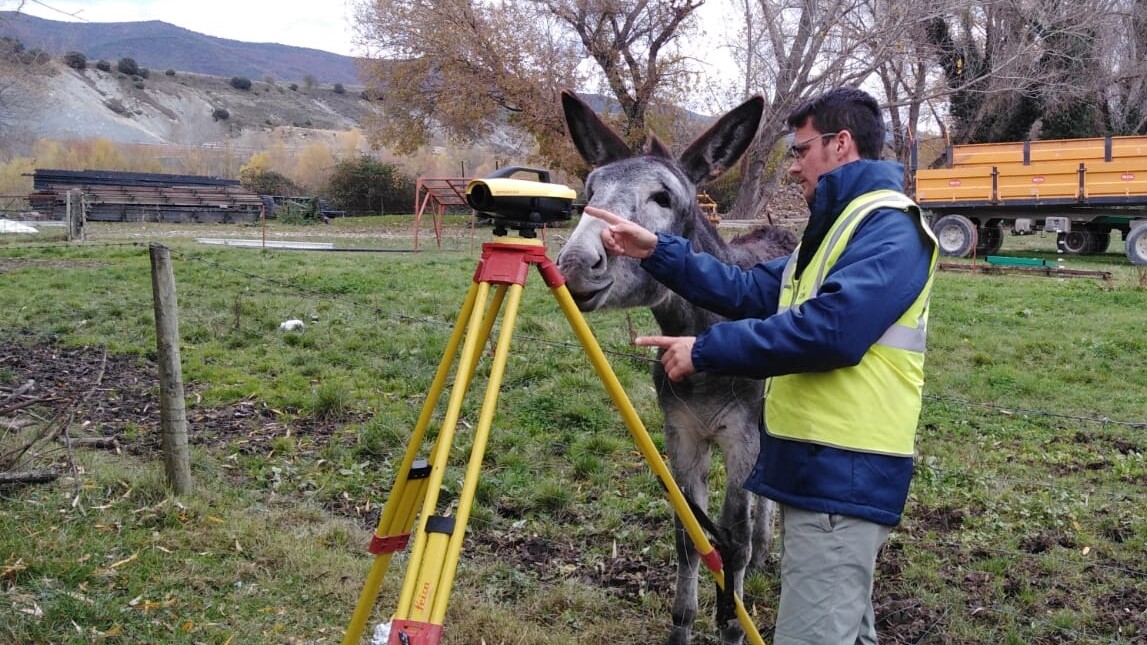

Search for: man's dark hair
xmin=786 ymin=87 xmax=885 ymax=159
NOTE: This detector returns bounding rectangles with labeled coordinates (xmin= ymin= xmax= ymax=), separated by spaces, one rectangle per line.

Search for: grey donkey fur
xmin=556 ymin=90 xmax=798 ymax=645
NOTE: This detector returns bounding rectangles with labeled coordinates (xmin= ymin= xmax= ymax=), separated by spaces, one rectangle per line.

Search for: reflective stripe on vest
xmin=765 ymin=190 xmax=939 ymax=456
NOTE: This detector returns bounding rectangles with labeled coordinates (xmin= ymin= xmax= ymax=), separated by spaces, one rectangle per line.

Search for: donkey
xmin=556 ymin=90 xmax=798 ymax=645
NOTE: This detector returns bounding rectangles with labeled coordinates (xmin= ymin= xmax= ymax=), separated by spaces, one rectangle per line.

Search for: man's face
xmin=787 ymin=122 xmax=845 ymax=204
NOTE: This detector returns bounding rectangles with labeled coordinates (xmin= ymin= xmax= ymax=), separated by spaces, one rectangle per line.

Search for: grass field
xmin=1 ymin=216 xmax=1146 ymax=644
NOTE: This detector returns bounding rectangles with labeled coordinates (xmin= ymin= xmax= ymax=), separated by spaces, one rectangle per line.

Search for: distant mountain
xmin=0 ymin=11 xmax=361 ymax=85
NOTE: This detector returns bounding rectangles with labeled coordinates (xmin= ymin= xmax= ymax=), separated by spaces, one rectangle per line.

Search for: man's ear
xmin=835 ymin=130 xmax=859 ymax=161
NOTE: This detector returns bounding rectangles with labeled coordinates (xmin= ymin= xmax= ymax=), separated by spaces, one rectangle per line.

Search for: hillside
xmin=0 ymin=57 xmax=378 ymax=152
xmin=0 ymin=11 xmax=360 ymax=85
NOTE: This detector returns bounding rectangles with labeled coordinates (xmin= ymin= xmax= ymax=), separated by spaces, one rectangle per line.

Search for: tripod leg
xmin=343 ymin=281 xmax=484 ymax=645
xmin=548 ymin=283 xmax=767 ymax=645
xmin=394 ymin=280 xmax=497 ymax=618
xmin=390 ymin=282 xmax=525 ymax=642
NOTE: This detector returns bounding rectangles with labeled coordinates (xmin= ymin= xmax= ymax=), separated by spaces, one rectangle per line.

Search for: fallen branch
xmin=0 ymin=396 xmax=54 ymax=416
xmin=0 ymin=470 xmax=59 ymax=485
xmin=61 ymin=436 xmax=120 ymax=451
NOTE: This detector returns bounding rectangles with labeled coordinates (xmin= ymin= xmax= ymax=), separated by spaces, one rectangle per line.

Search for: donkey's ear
xmin=646 ymin=134 xmax=673 ymax=158
xmin=678 ymin=95 xmax=765 ymax=185
xmin=562 ymin=90 xmax=633 ymax=166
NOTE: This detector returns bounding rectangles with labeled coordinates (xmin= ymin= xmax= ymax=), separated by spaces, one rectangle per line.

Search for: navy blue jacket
xmin=640 ymin=159 xmax=933 ymax=525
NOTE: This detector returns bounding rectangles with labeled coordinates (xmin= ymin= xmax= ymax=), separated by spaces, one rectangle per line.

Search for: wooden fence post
xmin=66 ymin=189 xmax=86 ymax=241
xmin=149 ymin=243 xmax=192 ymax=494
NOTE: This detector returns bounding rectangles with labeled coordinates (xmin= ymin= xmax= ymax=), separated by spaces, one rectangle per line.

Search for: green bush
xmin=239 ymin=167 xmax=298 ymax=196
xmin=62 ymin=51 xmax=86 ymax=70
xmin=230 ymin=76 xmax=252 ymax=91
xmin=333 ymin=83 xmax=345 ymax=94
xmin=275 ymin=201 xmax=318 ymax=226
xmin=324 ymin=156 xmax=415 ymax=216
xmin=164 ymin=69 xmax=176 ymax=76
xmin=96 ymin=59 xmax=111 ymax=72
xmin=116 ymin=57 xmax=138 ymax=75
xmin=211 ymin=107 xmax=230 ymax=121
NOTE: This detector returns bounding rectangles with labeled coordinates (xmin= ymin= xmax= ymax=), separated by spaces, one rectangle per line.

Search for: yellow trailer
xmin=913 ymin=135 xmax=1147 ymax=264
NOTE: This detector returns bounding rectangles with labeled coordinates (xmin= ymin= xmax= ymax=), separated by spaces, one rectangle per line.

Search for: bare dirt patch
xmin=0 ymin=333 xmax=357 ymax=465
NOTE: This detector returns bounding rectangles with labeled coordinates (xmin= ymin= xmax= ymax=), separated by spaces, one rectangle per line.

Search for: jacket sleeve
xmin=690 ymin=208 xmax=934 ymax=379
xmin=639 ymin=233 xmax=787 ymax=320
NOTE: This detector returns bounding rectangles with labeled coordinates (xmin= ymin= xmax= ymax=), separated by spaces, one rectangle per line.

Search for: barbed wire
xmin=5 ymin=241 xmax=1145 ymax=504
xmin=169 ymin=246 xmax=660 ymax=368
xmin=5 ymin=239 xmax=1146 ymax=640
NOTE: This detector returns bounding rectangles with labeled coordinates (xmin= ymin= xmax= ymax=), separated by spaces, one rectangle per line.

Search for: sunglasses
xmin=789 ymin=132 xmax=840 ymax=159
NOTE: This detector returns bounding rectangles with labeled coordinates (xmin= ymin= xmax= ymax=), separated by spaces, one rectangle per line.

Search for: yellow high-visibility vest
xmin=764 ymin=190 xmax=939 ymax=456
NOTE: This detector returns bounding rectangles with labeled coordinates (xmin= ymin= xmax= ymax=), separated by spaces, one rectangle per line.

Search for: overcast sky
xmin=8 ymin=0 xmax=361 ymax=56
xmin=7 ymin=0 xmax=737 ymax=111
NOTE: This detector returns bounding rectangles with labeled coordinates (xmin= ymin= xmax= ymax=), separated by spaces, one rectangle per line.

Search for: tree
xmin=325 ymin=155 xmax=415 ymax=215
xmin=923 ymin=0 xmax=1120 ymax=144
xmin=1100 ymin=0 xmax=1147 ymax=135
xmin=230 ymin=76 xmax=252 ymax=90
xmin=239 ymin=163 xmax=299 ymax=196
xmin=532 ymin=0 xmax=704 ymax=146
xmin=353 ymin=0 xmax=701 ymax=175
xmin=723 ymin=0 xmax=932 ymax=219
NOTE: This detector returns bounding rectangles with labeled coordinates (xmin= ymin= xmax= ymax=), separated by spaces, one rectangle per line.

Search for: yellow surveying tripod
xmin=342 ymin=230 xmax=765 ymax=645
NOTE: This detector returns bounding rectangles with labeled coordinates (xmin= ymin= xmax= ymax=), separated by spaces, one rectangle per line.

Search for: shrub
xmin=229 ymin=76 xmax=252 ymax=90
xmin=96 ymin=59 xmax=111 ymax=72
xmin=164 ymin=69 xmax=176 ymax=76
xmin=211 ymin=107 xmax=230 ymax=121
xmin=62 ymin=51 xmax=86 ymax=70
xmin=116 ymin=57 xmax=138 ymax=75
xmin=138 ymin=68 xmax=149 ymax=78
xmin=333 ymin=83 xmax=345 ymax=94
xmin=105 ymin=98 xmax=130 ymax=116
xmin=288 ymin=83 xmax=298 ymax=91
xmin=239 ymin=167 xmax=299 ymax=196
xmin=133 ymin=81 xmax=145 ymax=90
xmin=24 ymin=48 xmax=49 ymax=65
xmin=324 ymin=156 xmax=415 ymax=215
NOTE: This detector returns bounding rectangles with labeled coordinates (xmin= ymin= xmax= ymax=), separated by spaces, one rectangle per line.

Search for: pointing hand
xmin=634 ymin=335 xmax=696 ymax=382
xmin=583 ymin=206 xmax=658 ymax=259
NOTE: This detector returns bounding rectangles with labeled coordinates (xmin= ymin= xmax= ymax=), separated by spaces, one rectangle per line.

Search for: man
xmin=584 ymin=87 xmax=938 ymax=644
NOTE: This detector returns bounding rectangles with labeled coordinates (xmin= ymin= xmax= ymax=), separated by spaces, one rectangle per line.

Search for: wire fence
xmin=3 ymin=238 xmax=1146 ymax=642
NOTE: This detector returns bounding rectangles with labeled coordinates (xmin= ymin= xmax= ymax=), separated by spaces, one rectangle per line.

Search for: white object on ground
xmin=0 ymin=219 xmax=38 ymax=233
xmin=279 ymin=319 xmax=306 ymax=331
xmin=370 ymin=621 xmax=392 ymax=644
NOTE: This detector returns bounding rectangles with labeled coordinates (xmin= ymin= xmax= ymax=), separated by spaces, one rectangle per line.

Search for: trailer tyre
xmin=1126 ymin=225 xmax=1147 ymax=265
xmin=933 ymin=214 xmax=978 ymax=257
xmin=976 ymin=224 xmax=1005 ymax=255
xmin=1061 ymin=230 xmax=1091 ymax=254
xmin=1087 ymin=231 xmax=1110 ymax=254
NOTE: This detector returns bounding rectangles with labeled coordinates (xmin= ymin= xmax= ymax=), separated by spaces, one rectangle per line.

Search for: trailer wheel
xmin=933 ymin=214 xmax=978 ymax=257
xmin=1126 ymin=225 xmax=1147 ymax=265
xmin=975 ymin=224 xmax=1004 ymax=255
xmin=1086 ymin=231 xmax=1110 ymax=254
xmin=1061 ymin=230 xmax=1091 ymax=254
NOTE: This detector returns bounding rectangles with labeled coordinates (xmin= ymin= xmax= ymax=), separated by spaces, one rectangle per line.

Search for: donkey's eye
xmin=651 ymin=191 xmax=671 ymax=208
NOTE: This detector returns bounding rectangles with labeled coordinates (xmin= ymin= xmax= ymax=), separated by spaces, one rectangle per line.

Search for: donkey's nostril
xmin=592 ymin=252 xmax=607 ymax=271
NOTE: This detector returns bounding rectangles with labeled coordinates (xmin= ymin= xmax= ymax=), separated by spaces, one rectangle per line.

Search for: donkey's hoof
xmin=665 ymin=626 xmax=691 ymax=645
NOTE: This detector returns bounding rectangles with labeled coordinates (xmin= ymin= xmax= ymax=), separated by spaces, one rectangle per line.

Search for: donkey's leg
xmin=664 ymin=421 xmax=711 ymax=645
xmin=712 ymin=415 xmax=761 ymax=645
xmin=714 ymin=485 xmax=753 ymax=644
xmin=749 ymin=496 xmax=776 ymax=572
